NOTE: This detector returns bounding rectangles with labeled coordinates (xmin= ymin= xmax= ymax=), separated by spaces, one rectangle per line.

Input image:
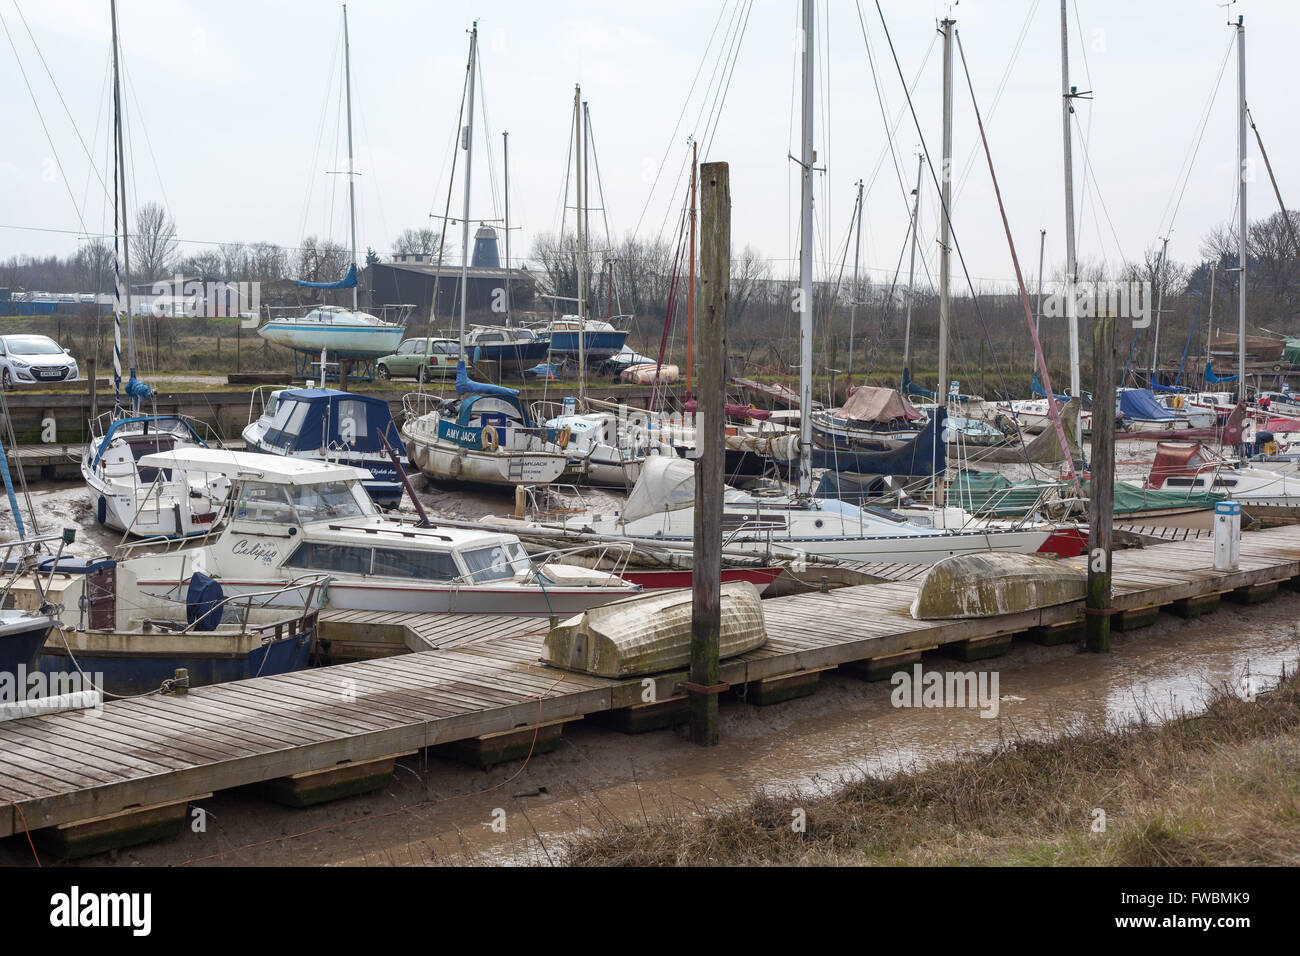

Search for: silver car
xmin=0 ymin=334 xmax=80 ymax=388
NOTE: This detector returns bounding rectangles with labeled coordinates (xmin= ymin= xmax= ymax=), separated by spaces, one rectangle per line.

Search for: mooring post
xmin=688 ymin=160 xmax=730 ymax=746
xmin=1086 ymin=311 xmax=1116 ymax=652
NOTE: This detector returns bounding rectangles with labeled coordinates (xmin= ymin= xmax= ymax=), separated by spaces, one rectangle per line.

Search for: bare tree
xmin=392 ymin=227 xmax=443 ymax=257
xmin=73 ymin=239 xmax=115 ymax=294
xmin=132 ymin=202 xmax=178 ymax=280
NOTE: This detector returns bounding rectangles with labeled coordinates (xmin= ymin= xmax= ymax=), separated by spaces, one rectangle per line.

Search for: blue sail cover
xmin=261 ymin=388 xmax=406 ymax=456
xmin=808 ymin=407 xmax=948 ymax=477
xmin=125 ymin=373 xmax=154 ymax=402
xmin=454 ymin=360 xmax=519 ymax=398
xmin=1118 ymin=388 xmax=1175 ymax=421
xmin=293 ymin=263 xmax=358 ymax=290
xmin=1150 ymin=381 xmax=1187 ymax=393
xmin=1206 ymin=361 xmax=1238 ymax=384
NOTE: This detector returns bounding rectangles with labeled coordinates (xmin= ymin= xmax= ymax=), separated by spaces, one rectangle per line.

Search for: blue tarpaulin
xmin=1119 ymin=388 xmax=1175 ymax=421
xmin=454 ymin=360 xmax=519 ymax=398
xmin=293 ymin=263 xmax=358 ymax=290
xmin=1206 ymin=361 xmax=1238 ymax=384
xmin=262 ymin=388 xmax=406 ymax=455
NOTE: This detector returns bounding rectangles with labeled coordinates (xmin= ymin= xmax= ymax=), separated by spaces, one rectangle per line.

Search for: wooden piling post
xmin=1086 ymin=311 xmax=1116 ymax=653
xmin=688 ymin=161 xmax=730 ymax=746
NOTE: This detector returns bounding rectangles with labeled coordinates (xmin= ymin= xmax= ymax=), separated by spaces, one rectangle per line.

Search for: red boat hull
xmin=618 ymin=567 xmax=784 ymax=593
xmin=1036 ymin=527 xmax=1088 ymax=558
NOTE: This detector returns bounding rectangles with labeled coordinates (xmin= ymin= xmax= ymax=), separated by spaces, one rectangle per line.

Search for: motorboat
xmin=242 ymin=387 xmax=411 ymax=507
xmin=464 ymin=325 xmax=550 ymax=371
xmin=123 ymin=447 xmax=640 ymax=616
xmin=531 ymin=315 xmax=629 ymax=362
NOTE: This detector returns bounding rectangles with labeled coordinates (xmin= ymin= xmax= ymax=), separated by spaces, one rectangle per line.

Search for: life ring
xmin=557 ymin=425 xmax=572 ymax=449
xmin=1273 ymin=364 xmax=1284 ymax=373
xmin=481 ymin=425 xmax=500 ymax=452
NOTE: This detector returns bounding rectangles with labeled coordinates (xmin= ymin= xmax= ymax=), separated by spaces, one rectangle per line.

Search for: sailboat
xmin=81 ymin=0 xmax=217 ymax=539
xmin=255 ymin=6 xmax=404 ymax=362
xmin=0 ymin=439 xmax=60 ymax=678
xmin=401 ymin=25 xmax=577 ymax=489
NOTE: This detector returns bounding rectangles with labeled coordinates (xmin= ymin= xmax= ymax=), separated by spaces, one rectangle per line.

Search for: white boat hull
xmin=258 ymin=322 xmax=404 ymax=358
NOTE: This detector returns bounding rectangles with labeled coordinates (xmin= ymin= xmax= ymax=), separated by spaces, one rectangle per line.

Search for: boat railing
xmin=523 ymin=484 xmax=594 ymax=525
xmin=246 ymin=384 xmax=281 ymax=427
xmin=402 ymin=390 xmax=444 ymax=422
xmin=527 ymin=541 xmax=637 ymax=585
xmin=0 ymin=528 xmax=76 ymax=610
xmin=143 ymin=572 xmax=331 ymax=638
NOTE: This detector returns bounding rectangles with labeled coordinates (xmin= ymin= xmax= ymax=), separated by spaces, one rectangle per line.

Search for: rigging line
xmin=0 ymin=6 xmax=90 ymax=235
xmin=476 ymin=53 xmax=502 ymax=224
xmin=853 ymin=0 xmax=929 ymax=227
xmin=12 ymin=0 xmax=112 ymax=202
xmin=954 ymin=26 xmax=1077 ymax=488
xmin=79 ymin=54 xmax=112 ymax=240
xmin=1248 ymin=107 xmax=1300 ymax=260
xmin=1159 ymin=35 xmax=1235 ymax=240
xmin=630 ymin=0 xmax=731 ymax=240
xmin=864 ymin=211 xmax=914 ymax=380
xmin=701 ymin=0 xmax=754 ymax=162
xmin=871 ymin=5 xmax=1019 ymax=408
xmin=952 ymin=0 xmax=1041 ymax=203
xmin=1070 ymin=110 xmax=1126 ymax=267
xmin=121 ymin=60 xmax=174 ymax=230
xmin=689 ymin=0 xmax=746 ymax=164
xmin=295 ymin=17 xmax=343 ymax=248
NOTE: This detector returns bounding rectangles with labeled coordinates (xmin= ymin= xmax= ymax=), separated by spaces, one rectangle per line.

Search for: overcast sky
xmin=2 ymin=0 xmax=1297 ymax=293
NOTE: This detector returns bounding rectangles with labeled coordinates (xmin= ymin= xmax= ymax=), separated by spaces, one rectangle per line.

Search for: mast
xmin=458 ymin=23 xmax=478 ymax=363
xmin=1150 ymin=235 xmax=1169 ymax=387
xmin=902 ymin=155 xmax=923 ymax=372
xmin=1034 ymin=228 xmax=1046 ymax=339
xmin=1235 ymin=14 xmax=1247 ymax=404
xmin=343 ymin=4 xmax=358 ymax=311
xmin=503 ymin=131 xmax=512 ymax=325
xmin=110 ymin=0 xmax=136 ymax=408
xmin=1060 ymin=0 xmax=1082 ymax=429
xmin=688 ymin=140 xmax=697 ymax=400
xmin=848 ymin=179 xmax=863 ymax=381
xmin=796 ymin=0 xmax=815 ymax=496
xmin=573 ymin=85 xmax=586 ymax=401
xmin=937 ymin=16 xmax=954 ymax=404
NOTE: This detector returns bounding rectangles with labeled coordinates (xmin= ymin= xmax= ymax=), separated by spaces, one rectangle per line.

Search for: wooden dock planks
xmin=2 ymin=523 xmax=1299 ymax=839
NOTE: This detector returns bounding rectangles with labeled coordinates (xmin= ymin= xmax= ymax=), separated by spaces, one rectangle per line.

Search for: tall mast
xmin=688 ymin=140 xmax=697 ymax=400
xmin=848 ymin=179 xmax=863 ymax=381
xmin=1150 ymin=235 xmax=1169 ymax=386
xmin=902 ymin=155 xmax=923 ymax=373
xmin=796 ymin=0 xmax=815 ymax=496
xmin=1060 ymin=0 xmax=1081 ymax=428
xmin=574 ymin=85 xmax=586 ymax=401
xmin=343 ymin=4 xmax=358 ymax=311
xmin=1034 ymin=228 xmax=1046 ymax=339
xmin=937 ymin=16 xmax=954 ymax=404
xmin=1235 ymin=15 xmax=1247 ymax=404
xmin=109 ymin=0 xmax=136 ymax=404
xmin=458 ymin=23 xmax=478 ymax=364
xmin=503 ymin=131 xmax=512 ymax=325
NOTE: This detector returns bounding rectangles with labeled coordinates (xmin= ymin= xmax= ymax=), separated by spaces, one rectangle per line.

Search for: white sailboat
xmin=81 ymin=0 xmax=215 ymax=539
xmin=403 ymin=29 xmax=579 ymax=489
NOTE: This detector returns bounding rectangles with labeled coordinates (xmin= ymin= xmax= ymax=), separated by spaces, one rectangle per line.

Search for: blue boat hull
xmin=37 ymin=628 xmax=316 ymax=697
xmin=546 ymin=330 xmax=629 ymax=360
xmin=1 ymin=621 xmax=53 ymax=676
xmin=469 ymin=340 xmax=551 ymax=370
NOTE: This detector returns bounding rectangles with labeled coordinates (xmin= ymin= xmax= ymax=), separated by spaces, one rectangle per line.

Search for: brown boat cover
xmin=836 ymin=385 xmax=925 ymax=424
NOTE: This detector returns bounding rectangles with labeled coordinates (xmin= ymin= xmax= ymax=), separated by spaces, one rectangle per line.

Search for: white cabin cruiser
xmin=126 ymin=448 xmax=639 ymax=615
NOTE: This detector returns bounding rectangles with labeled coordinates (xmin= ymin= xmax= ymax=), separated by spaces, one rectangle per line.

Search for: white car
xmin=0 ymin=334 xmax=80 ymax=388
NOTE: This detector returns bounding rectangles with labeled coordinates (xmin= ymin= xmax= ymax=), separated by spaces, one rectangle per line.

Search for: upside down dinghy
xmin=909 ymin=551 xmax=1087 ymax=620
xmin=543 ymin=581 xmax=767 ymax=678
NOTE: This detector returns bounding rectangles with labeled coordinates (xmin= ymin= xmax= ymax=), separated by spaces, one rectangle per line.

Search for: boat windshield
xmin=288 ymin=480 xmax=372 ymax=522
xmin=460 ymin=542 xmax=531 ymax=583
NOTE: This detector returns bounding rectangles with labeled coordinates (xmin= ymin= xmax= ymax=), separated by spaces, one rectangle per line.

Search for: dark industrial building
xmin=365 ymin=226 xmax=536 ymax=319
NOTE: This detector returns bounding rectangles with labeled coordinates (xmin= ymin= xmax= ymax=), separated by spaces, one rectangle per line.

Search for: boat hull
xmin=0 ymin=614 xmax=55 ymax=676
xmin=545 ymin=330 xmax=628 ymax=361
xmin=258 ymin=323 xmax=405 ymax=358
xmin=468 ymin=340 xmax=551 ymax=371
xmin=403 ymin=425 xmax=568 ymax=487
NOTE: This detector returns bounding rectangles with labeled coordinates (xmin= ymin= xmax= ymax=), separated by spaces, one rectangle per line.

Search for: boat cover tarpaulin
xmin=1121 ymin=401 xmax=1246 ymax=443
xmin=622 ymin=456 xmax=698 ymax=523
xmin=262 ymin=388 xmax=406 ymax=455
xmin=809 ymin=406 xmax=947 ymax=476
xmin=454 ymin=360 xmax=519 ymax=398
xmin=1119 ymin=388 xmax=1176 ymax=421
xmin=971 ymin=398 xmax=1081 ymax=464
xmin=294 ymin=263 xmax=358 ymax=289
xmin=836 ymin=385 xmax=924 ymax=424
xmin=1146 ymin=441 xmax=1213 ymax=489
xmin=1099 ymin=477 xmax=1222 ymax=512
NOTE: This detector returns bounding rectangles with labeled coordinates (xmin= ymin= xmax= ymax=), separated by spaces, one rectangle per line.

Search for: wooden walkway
xmin=3 ymin=524 xmax=1300 ymax=840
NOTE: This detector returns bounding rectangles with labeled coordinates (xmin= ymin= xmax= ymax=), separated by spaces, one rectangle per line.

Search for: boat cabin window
xmin=477 ymin=332 xmax=504 ymax=343
xmin=460 ymin=542 xmax=530 ymax=583
xmin=283 ymin=542 xmax=372 ymax=575
xmin=371 ymin=546 xmax=458 ymax=581
xmin=288 ymin=480 xmax=371 ymax=522
xmin=1164 ymin=477 xmax=1202 ymax=488
xmin=235 ymin=481 xmax=296 ymax=522
xmin=336 ymin=400 xmax=369 ymax=441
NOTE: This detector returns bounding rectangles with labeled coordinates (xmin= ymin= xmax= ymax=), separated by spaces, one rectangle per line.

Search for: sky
xmin=2 ymin=0 xmax=1297 ymax=294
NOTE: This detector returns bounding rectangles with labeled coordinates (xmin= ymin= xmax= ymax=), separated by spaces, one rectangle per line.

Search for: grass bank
xmin=563 ymin=670 xmax=1300 ymax=866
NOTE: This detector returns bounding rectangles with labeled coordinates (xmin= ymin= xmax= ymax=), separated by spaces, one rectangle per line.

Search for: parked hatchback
xmin=376 ymin=337 xmax=459 ymax=382
xmin=0 ymin=334 xmax=80 ymax=388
